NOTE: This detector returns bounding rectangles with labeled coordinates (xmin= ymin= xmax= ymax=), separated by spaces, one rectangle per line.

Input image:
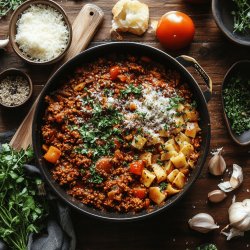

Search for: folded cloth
xmin=0 ymin=131 xmax=76 ymax=250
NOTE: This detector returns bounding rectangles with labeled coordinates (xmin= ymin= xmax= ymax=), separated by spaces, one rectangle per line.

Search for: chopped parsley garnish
xmin=136 ymin=111 xmax=147 ymax=120
xmin=120 ymin=84 xmax=142 ymax=97
xmin=156 ymin=159 xmax=164 ymax=166
xmin=70 ymin=97 xmax=124 ymax=183
xmin=159 ymin=182 xmax=167 ymax=191
xmin=163 ymin=124 xmax=170 ymax=131
xmin=89 ymin=166 xmax=103 ymax=184
xmin=103 ymin=88 xmax=114 ymax=97
xmin=223 ymin=75 xmax=250 ymax=135
xmin=166 ymin=95 xmax=184 ymax=111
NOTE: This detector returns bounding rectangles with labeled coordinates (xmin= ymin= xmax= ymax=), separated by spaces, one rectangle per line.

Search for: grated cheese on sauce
xmin=123 ymin=86 xmax=177 ymax=136
xmin=15 ymin=4 xmax=69 ymax=62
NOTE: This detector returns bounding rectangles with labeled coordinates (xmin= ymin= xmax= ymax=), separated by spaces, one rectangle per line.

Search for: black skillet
xmin=33 ymin=42 xmax=212 ymax=221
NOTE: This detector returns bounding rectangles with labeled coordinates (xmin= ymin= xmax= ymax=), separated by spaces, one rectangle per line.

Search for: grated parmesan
xmin=15 ymin=4 xmax=69 ymax=62
xmin=123 ymin=86 xmax=177 ymax=136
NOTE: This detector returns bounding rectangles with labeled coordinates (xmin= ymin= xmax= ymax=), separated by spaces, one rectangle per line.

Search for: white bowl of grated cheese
xmin=9 ymin=0 xmax=72 ymax=65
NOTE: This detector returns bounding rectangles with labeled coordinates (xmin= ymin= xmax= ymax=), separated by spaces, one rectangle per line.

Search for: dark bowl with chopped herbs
xmin=212 ymin=0 xmax=250 ymax=46
xmin=222 ymin=60 xmax=250 ymax=146
xmin=0 ymin=68 xmax=33 ymax=108
xmin=33 ymin=42 xmax=212 ymax=221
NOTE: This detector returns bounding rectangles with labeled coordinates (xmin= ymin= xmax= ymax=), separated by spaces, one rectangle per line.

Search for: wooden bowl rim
xmin=0 ymin=68 xmax=33 ymax=108
xmin=212 ymin=0 xmax=250 ymax=47
xmin=221 ymin=60 xmax=250 ymax=146
xmin=9 ymin=0 xmax=72 ymax=65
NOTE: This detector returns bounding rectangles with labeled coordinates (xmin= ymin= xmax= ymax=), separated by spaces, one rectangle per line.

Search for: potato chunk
xmin=141 ymin=169 xmax=156 ymax=187
xmin=164 ymin=161 xmax=174 ymax=175
xmin=132 ymin=135 xmax=147 ymax=150
xmin=139 ymin=152 xmax=152 ymax=166
xmin=152 ymin=164 xmax=167 ymax=183
xmin=149 ymin=187 xmax=166 ymax=205
xmin=173 ymin=172 xmax=186 ymax=189
xmin=161 ymin=150 xmax=178 ymax=161
xmin=166 ymin=184 xmax=181 ymax=196
xmin=167 ymin=169 xmax=179 ymax=183
xmin=158 ymin=129 xmax=170 ymax=137
xmin=175 ymin=132 xmax=191 ymax=146
xmin=185 ymin=122 xmax=201 ymax=138
xmin=184 ymin=110 xmax=199 ymax=122
xmin=180 ymin=141 xmax=194 ymax=157
xmin=170 ymin=152 xmax=188 ymax=168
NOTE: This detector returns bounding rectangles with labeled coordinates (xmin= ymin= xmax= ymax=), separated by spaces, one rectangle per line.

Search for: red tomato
xmin=133 ymin=188 xmax=147 ymax=199
xmin=129 ymin=160 xmax=145 ymax=175
xmin=95 ymin=157 xmax=113 ymax=173
xmin=110 ymin=66 xmax=120 ymax=81
xmin=156 ymin=11 xmax=195 ymax=50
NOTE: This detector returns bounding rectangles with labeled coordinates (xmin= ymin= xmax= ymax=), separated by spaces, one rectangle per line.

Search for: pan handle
xmin=176 ymin=55 xmax=212 ymax=102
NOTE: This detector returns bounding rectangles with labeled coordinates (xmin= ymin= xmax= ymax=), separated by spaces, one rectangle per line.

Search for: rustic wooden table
xmin=1 ymin=0 xmax=250 ymax=249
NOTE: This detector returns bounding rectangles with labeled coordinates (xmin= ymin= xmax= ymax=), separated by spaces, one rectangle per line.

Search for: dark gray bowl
xmin=222 ymin=60 xmax=250 ymax=146
xmin=212 ymin=0 xmax=250 ymax=46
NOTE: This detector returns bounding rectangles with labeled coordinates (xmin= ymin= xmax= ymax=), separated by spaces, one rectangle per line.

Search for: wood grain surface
xmin=1 ymin=1 xmax=250 ymax=249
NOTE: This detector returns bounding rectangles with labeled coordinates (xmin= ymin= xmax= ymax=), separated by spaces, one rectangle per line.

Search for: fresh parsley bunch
xmin=0 ymin=144 xmax=48 ymax=250
xmin=0 ymin=0 xmax=25 ymax=18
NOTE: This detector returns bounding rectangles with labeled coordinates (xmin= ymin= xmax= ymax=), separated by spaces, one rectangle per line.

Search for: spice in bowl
xmin=223 ymin=75 xmax=250 ymax=135
xmin=15 ymin=4 xmax=70 ymax=62
xmin=0 ymin=75 xmax=31 ymax=107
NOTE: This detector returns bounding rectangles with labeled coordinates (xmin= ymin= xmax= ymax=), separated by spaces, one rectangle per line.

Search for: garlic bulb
xmin=218 ymin=164 xmax=243 ymax=192
xmin=229 ymin=199 xmax=250 ymax=231
xmin=208 ymin=147 xmax=226 ymax=176
xmin=221 ymin=197 xmax=250 ymax=240
xmin=208 ymin=190 xmax=227 ymax=203
xmin=188 ymin=213 xmax=219 ymax=233
xmin=0 ymin=38 xmax=9 ymax=49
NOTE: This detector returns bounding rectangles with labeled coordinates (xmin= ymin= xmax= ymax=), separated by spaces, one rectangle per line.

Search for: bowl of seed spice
xmin=0 ymin=68 xmax=33 ymax=108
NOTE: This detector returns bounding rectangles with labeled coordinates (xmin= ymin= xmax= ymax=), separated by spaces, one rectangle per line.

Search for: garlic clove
xmin=218 ymin=181 xmax=233 ymax=192
xmin=208 ymin=147 xmax=226 ymax=176
xmin=221 ymin=227 xmax=244 ymax=240
xmin=229 ymin=164 xmax=243 ymax=189
xmin=188 ymin=213 xmax=219 ymax=233
xmin=218 ymin=164 xmax=243 ymax=192
xmin=0 ymin=38 xmax=9 ymax=49
xmin=208 ymin=190 xmax=227 ymax=203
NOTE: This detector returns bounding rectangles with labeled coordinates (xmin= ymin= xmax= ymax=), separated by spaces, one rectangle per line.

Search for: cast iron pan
xmin=33 ymin=42 xmax=212 ymax=221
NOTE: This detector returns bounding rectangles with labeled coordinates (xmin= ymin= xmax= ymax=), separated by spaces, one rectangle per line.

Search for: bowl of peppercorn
xmin=222 ymin=60 xmax=250 ymax=146
xmin=0 ymin=68 xmax=33 ymax=108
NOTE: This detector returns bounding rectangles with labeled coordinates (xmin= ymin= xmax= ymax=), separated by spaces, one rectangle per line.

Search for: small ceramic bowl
xmin=212 ymin=0 xmax=250 ymax=47
xmin=9 ymin=0 xmax=72 ymax=65
xmin=0 ymin=68 xmax=33 ymax=108
xmin=222 ymin=60 xmax=250 ymax=146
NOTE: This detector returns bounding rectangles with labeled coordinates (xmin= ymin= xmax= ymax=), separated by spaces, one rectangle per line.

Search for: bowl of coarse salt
xmin=9 ymin=0 xmax=72 ymax=65
xmin=0 ymin=68 xmax=33 ymax=108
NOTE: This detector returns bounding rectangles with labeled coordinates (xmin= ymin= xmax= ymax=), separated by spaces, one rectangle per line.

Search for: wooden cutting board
xmin=9 ymin=3 xmax=104 ymax=150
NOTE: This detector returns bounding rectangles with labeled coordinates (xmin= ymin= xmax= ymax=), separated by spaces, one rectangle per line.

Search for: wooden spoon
xmin=9 ymin=4 xmax=104 ymax=150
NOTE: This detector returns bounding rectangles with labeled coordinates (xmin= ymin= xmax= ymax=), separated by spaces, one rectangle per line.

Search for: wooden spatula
xmin=9 ymin=4 xmax=104 ymax=150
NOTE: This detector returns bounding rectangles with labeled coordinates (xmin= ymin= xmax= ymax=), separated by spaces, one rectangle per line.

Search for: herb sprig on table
xmin=0 ymin=144 xmax=48 ymax=250
xmin=0 ymin=0 xmax=25 ymax=18
xmin=232 ymin=0 xmax=250 ymax=33
xmin=223 ymin=75 xmax=250 ymax=135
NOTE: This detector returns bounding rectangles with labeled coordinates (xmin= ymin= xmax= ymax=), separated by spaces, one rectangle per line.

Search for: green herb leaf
xmin=120 ymin=84 xmax=142 ymax=97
